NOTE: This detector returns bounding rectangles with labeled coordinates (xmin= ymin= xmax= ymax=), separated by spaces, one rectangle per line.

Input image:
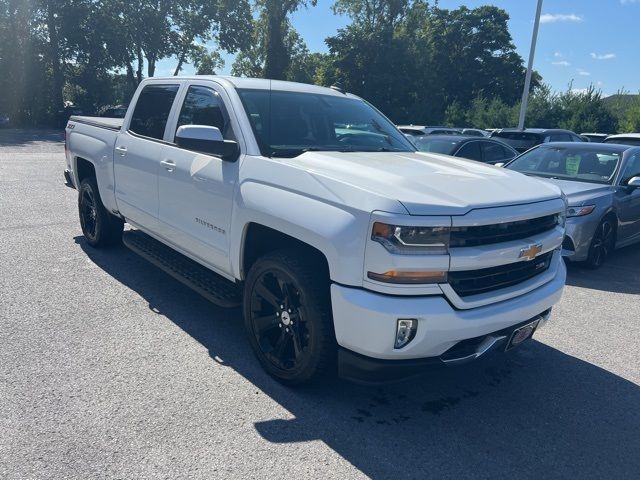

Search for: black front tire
xmin=78 ymin=177 xmax=123 ymax=247
xmin=584 ymin=217 xmax=615 ymax=269
xmin=243 ymin=249 xmax=336 ymax=385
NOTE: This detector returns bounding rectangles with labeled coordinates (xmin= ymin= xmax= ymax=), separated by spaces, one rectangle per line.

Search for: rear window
xmin=414 ymin=138 xmax=459 ymax=154
xmin=129 ymin=84 xmax=180 ymax=140
xmin=492 ymin=132 xmax=542 ymax=150
xmin=605 ymin=138 xmax=640 ymax=147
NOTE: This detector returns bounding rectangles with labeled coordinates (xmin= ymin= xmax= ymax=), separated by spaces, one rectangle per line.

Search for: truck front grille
xmin=450 ymin=214 xmax=559 ymax=248
xmin=448 ymin=251 xmax=553 ymax=297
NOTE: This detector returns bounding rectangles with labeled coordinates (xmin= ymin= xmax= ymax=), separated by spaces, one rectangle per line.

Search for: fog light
xmin=395 ymin=319 xmax=417 ymax=349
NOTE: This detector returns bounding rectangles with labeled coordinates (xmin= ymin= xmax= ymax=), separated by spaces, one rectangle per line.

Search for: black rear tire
xmin=243 ymin=249 xmax=336 ymax=385
xmin=584 ymin=217 xmax=615 ymax=269
xmin=78 ymin=177 xmax=123 ymax=247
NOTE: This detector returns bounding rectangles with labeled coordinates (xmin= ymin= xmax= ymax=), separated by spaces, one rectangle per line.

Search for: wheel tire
xmin=243 ymin=249 xmax=336 ymax=385
xmin=584 ymin=217 xmax=615 ymax=269
xmin=78 ymin=177 xmax=123 ymax=247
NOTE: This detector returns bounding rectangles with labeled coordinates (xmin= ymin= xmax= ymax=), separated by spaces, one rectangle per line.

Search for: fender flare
xmin=230 ymin=181 xmax=369 ymax=286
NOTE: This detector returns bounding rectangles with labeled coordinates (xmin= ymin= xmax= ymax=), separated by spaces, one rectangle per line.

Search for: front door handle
xmin=115 ymin=146 xmax=127 ymax=156
xmin=160 ymin=159 xmax=176 ymax=172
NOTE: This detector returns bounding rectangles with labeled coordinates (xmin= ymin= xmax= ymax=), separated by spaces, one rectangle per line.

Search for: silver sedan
xmin=505 ymin=142 xmax=640 ymax=268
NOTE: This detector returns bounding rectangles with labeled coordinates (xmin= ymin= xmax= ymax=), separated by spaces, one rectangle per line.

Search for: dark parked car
xmin=491 ymin=128 xmax=584 ymax=153
xmin=413 ymin=135 xmax=519 ymax=164
xmin=603 ymin=133 xmax=640 ymax=146
xmin=505 ymin=142 xmax=640 ymax=268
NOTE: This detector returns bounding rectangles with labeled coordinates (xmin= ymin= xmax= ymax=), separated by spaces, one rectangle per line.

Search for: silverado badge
xmin=519 ymin=243 xmax=543 ymax=261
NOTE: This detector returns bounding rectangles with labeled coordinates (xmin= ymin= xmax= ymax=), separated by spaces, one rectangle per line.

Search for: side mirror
xmin=175 ymin=125 xmax=239 ymax=161
xmin=626 ymin=176 xmax=640 ymax=189
xmin=494 ymin=162 xmax=505 ymax=168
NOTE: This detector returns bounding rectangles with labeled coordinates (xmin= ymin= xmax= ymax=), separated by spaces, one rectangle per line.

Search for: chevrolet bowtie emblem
xmin=519 ymin=243 xmax=543 ymax=261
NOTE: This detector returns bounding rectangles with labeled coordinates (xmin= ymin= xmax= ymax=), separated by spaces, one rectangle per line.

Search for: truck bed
xmin=69 ymin=116 xmax=123 ymax=131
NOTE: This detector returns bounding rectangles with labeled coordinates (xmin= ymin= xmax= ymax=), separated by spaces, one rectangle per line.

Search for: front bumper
xmin=331 ymin=256 xmax=566 ymax=381
xmin=339 ymin=312 xmax=550 ymax=384
xmin=562 ymin=216 xmax=600 ymax=262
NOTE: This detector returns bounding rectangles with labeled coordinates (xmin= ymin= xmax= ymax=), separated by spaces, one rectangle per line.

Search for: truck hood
xmin=285 ymin=151 xmax=562 ymax=215
xmin=535 ymin=178 xmax=612 ymax=206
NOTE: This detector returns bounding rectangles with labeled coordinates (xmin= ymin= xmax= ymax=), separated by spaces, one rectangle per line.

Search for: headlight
xmin=567 ymin=205 xmax=595 ymax=217
xmin=371 ymin=222 xmax=450 ymax=255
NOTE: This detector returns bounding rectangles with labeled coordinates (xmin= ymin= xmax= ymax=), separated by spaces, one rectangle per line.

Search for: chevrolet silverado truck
xmin=64 ymin=77 xmax=567 ymax=385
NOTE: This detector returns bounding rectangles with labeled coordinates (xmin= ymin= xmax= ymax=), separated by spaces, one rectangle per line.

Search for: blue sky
xmin=158 ymin=0 xmax=640 ymax=96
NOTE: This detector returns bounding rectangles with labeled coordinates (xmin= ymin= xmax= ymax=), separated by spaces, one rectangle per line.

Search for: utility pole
xmin=518 ymin=0 xmax=543 ymax=130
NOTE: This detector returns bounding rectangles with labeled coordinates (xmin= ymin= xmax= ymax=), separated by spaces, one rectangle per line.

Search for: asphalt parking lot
xmin=1 ymin=129 xmax=639 ymax=479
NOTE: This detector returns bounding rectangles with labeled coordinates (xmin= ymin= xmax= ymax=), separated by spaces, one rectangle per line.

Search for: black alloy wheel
xmin=78 ymin=177 xmax=123 ymax=247
xmin=243 ymin=250 xmax=335 ymax=384
xmin=79 ymin=185 xmax=98 ymax=243
xmin=249 ymin=269 xmax=309 ymax=371
xmin=586 ymin=217 xmax=615 ymax=269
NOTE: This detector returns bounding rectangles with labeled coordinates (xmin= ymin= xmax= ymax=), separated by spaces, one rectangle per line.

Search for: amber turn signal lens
xmin=367 ymin=270 xmax=448 ymax=284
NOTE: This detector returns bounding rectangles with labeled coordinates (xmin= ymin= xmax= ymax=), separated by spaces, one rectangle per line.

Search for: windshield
xmin=507 ymin=146 xmax=622 ymax=184
xmin=237 ymin=88 xmax=415 ymax=157
xmin=414 ymin=137 xmax=459 ymax=154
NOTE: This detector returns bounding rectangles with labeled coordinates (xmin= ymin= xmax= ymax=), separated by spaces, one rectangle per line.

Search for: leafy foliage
xmin=0 ymin=0 xmax=638 ymax=134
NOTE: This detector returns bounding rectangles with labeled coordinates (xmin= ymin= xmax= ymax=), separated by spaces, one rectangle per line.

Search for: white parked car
xmin=64 ymin=77 xmax=567 ymax=385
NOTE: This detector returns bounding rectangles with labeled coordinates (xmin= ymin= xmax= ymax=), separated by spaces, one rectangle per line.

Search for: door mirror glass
xmin=175 ymin=125 xmax=239 ymax=161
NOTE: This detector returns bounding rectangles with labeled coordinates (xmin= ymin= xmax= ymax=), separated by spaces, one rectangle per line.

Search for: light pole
xmin=518 ymin=0 xmax=543 ymax=130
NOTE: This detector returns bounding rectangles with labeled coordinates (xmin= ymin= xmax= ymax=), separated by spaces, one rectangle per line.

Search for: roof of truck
xmin=149 ymin=75 xmax=356 ymax=98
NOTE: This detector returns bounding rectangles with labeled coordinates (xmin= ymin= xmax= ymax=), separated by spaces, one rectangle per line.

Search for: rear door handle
xmin=115 ymin=146 xmax=127 ymax=156
xmin=161 ymin=159 xmax=176 ymax=172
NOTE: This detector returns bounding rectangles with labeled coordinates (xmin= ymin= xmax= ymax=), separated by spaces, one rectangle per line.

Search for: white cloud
xmin=570 ymin=88 xmax=589 ymax=95
xmin=554 ymin=51 xmax=563 ymax=58
xmin=540 ymin=13 xmax=584 ymax=24
xmin=621 ymin=0 xmax=639 ymax=5
xmin=552 ymin=60 xmax=571 ymax=66
xmin=590 ymin=52 xmax=616 ymax=60
xmin=577 ymin=69 xmax=591 ymax=76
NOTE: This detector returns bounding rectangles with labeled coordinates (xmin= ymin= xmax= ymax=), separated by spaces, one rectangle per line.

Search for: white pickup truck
xmin=64 ymin=76 xmax=567 ymax=385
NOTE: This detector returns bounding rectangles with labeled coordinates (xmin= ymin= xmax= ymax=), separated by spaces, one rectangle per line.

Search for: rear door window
xmin=129 ymin=84 xmax=180 ymax=140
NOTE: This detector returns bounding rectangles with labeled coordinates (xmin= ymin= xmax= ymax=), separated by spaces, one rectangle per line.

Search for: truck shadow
xmin=565 ymin=243 xmax=640 ymax=294
xmin=76 ymin=237 xmax=640 ymax=479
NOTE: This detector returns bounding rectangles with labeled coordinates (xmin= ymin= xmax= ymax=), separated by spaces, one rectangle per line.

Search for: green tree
xmin=194 ymin=50 xmax=225 ymax=75
xmin=557 ymin=86 xmax=618 ymax=133
xmin=231 ymin=10 xmax=326 ymax=83
xmin=321 ymin=2 xmax=530 ymax=124
xmin=259 ymin=0 xmax=317 ymax=79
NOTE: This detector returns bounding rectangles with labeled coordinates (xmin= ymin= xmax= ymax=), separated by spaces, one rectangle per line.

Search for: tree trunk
xmin=174 ymin=52 xmax=186 ymax=76
xmin=136 ymin=46 xmax=144 ymax=84
xmin=263 ymin=1 xmax=288 ymax=80
xmin=147 ymin=56 xmax=156 ymax=77
xmin=173 ymin=37 xmax=193 ymax=76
